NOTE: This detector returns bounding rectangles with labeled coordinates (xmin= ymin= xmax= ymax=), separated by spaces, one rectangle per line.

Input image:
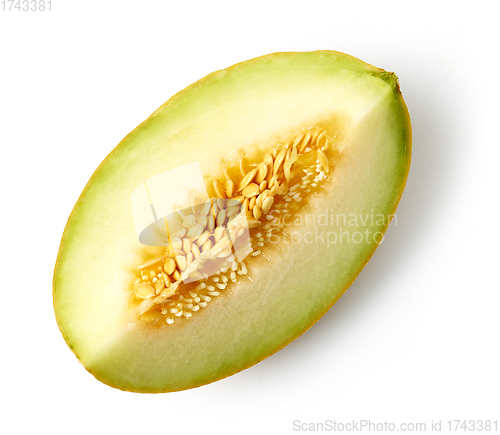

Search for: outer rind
xmin=53 ymin=51 xmax=411 ymax=392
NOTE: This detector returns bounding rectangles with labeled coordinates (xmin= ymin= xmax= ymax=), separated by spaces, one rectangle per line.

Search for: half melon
xmin=53 ymin=51 xmax=411 ymax=392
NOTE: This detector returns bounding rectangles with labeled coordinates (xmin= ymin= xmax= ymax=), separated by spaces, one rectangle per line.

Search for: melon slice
xmin=53 ymin=51 xmax=411 ymax=392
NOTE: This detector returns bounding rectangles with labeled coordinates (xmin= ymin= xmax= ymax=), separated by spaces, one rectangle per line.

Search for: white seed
xmin=208 ymin=291 xmax=220 ymax=296
xmin=273 ymin=148 xmax=287 ymax=175
xmin=284 ymin=147 xmax=298 ymax=181
xmin=216 ymin=209 xmax=227 ymax=227
xmin=134 ymin=283 xmax=155 ymax=299
xmin=240 ymin=262 xmax=248 ymax=275
xmin=217 ymin=198 xmax=226 ymax=210
xmin=317 ymin=132 xmax=327 ymax=150
xmin=207 ymin=215 xmax=215 ymax=231
xmin=252 ymin=250 xmax=262 ymax=256
xmin=161 ymin=272 xmax=171 ymax=287
xmin=191 ymin=243 xmax=201 ymax=259
xmin=311 ymin=127 xmax=322 ymax=145
xmin=200 ymin=201 xmax=212 ymax=216
xmin=239 ymin=156 xmax=250 ymax=177
xmin=175 ymin=256 xmax=187 ymax=272
xmin=293 ymin=131 xmax=305 ymax=148
xmin=186 ymin=224 xmax=203 ymax=239
xmin=255 ymin=162 xmax=268 ymax=184
xmin=279 ymin=183 xmax=289 ymax=195
xmin=183 ymin=238 xmax=192 ymax=254
xmin=202 ymin=239 xmax=213 ymax=252
xmin=253 ymin=205 xmax=262 ymax=220
xmin=226 ymin=205 xmax=240 ymax=217
xmin=242 ymin=197 xmax=250 ymax=212
xmin=242 ymin=183 xmax=260 ymax=198
xmin=213 ymin=178 xmax=227 ymax=199
xmin=196 ymin=215 xmax=208 ymax=228
xmin=317 ymin=149 xmax=330 ymax=173
xmin=163 ymin=258 xmax=176 ymax=275
xmin=171 ymin=227 xmax=187 ymax=238
xmin=197 ymin=231 xmax=211 ymax=247
xmin=268 ymin=174 xmax=278 ymax=190
xmin=181 ymin=214 xmax=197 ymax=228
xmin=262 ymin=196 xmax=274 ymax=214
xmin=238 ymin=167 xmax=258 ymax=191
xmin=137 ymin=254 xmax=169 ymax=270
xmin=298 ymin=130 xmax=312 ymax=153
xmin=264 ymin=154 xmax=274 ymax=183
xmin=225 ymin=179 xmax=235 ymax=198
xmin=224 ymin=167 xmax=233 ymax=182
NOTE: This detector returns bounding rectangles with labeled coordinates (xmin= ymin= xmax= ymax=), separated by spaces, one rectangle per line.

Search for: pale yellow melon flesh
xmin=53 ymin=51 xmax=411 ymax=392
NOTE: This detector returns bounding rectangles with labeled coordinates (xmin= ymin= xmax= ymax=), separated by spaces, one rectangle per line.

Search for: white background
xmin=1 ymin=1 xmax=499 ymax=434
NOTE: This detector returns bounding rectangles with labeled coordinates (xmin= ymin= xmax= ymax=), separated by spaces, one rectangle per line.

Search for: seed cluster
xmin=132 ymin=126 xmax=333 ymax=325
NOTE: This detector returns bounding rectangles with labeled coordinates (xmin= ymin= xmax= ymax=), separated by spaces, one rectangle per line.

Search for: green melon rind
xmin=53 ymin=51 xmax=411 ymax=392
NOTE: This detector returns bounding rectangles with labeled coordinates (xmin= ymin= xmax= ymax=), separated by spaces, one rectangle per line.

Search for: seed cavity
xmin=131 ymin=126 xmax=335 ymax=325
